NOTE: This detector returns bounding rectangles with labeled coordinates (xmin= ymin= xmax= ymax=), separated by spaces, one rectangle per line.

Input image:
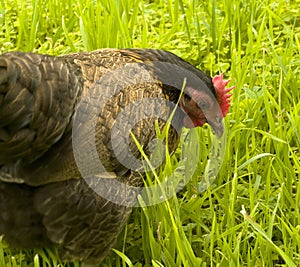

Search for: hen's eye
xmin=197 ymin=99 xmax=209 ymax=110
xmin=184 ymin=94 xmax=191 ymax=101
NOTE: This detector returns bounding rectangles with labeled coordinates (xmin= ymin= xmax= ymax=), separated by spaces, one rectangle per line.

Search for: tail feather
xmin=0 ymin=52 xmax=82 ymax=166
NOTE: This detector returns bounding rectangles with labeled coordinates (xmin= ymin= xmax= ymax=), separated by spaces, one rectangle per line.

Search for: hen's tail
xmin=0 ymin=52 xmax=82 ymax=165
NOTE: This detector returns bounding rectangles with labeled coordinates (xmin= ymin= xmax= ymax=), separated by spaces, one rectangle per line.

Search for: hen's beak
xmin=207 ymin=117 xmax=224 ymax=138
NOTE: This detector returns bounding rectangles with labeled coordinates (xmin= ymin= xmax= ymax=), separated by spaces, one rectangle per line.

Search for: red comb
xmin=212 ymin=73 xmax=234 ymax=117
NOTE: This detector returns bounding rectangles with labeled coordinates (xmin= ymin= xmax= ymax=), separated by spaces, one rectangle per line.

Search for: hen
xmin=0 ymin=49 xmax=233 ymax=264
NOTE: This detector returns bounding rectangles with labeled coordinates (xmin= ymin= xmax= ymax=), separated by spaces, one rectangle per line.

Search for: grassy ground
xmin=0 ymin=0 xmax=300 ymax=266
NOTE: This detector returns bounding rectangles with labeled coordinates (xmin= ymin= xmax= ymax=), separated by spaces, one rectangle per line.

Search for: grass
xmin=0 ymin=0 xmax=300 ymax=266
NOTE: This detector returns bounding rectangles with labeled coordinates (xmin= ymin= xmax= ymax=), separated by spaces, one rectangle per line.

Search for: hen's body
xmin=0 ymin=49 xmax=229 ymax=264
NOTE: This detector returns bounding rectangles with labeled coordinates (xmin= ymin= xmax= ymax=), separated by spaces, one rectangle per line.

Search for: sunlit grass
xmin=0 ymin=0 xmax=300 ymax=266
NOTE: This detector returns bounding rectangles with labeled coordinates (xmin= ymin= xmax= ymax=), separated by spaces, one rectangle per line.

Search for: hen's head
xmin=121 ymin=49 xmax=234 ymax=136
xmin=178 ymin=73 xmax=234 ymax=137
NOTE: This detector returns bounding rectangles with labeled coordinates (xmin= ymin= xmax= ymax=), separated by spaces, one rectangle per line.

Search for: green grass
xmin=1 ymin=0 xmax=300 ymax=266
